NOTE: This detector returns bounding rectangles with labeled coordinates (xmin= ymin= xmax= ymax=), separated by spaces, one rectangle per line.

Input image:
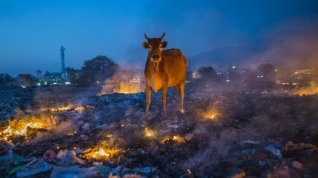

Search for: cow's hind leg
xmin=179 ymin=81 xmax=185 ymax=113
xmin=162 ymin=85 xmax=168 ymax=113
xmin=175 ymin=85 xmax=180 ymax=103
xmin=176 ymin=85 xmax=182 ymax=111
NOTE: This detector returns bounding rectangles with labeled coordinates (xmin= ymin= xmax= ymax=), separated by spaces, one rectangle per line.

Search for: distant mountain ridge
xmin=188 ymin=28 xmax=318 ymax=71
xmin=188 ymin=46 xmax=256 ymax=70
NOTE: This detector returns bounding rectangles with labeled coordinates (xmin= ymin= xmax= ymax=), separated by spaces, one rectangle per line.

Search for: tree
xmin=256 ymin=63 xmax=277 ymax=88
xmin=197 ymin=66 xmax=217 ymax=80
xmin=243 ymin=63 xmax=277 ymax=89
xmin=78 ymin=56 xmax=119 ymax=87
xmin=256 ymin=63 xmax=276 ymax=81
xmin=65 ymin=67 xmax=81 ymax=86
xmin=17 ymin=74 xmax=37 ymax=87
xmin=0 ymin=74 xmax=15 ymax=86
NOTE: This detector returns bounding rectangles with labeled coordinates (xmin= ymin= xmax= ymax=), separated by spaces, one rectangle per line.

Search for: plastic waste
xmin=265 ymin=144 xmax=282 ymax=159
xmin=56 ymin=149 xmax=85 ymax=166
xmin=9 ymin=158 xmax=52 ymax=177
xmin=95 ymin=164 xmax=111 ymax=177
xmin=43 ymin=149 xmax=57 ymax=163
xmin=133 ymin=167 xmax=155 ymax=174
xmin=0 ymin=140 xmax=14 ymax=168
xmin=50 ymin=166 xmax=98 ymax=178
xmin=292 ymin=160 xmax=303 ymax=170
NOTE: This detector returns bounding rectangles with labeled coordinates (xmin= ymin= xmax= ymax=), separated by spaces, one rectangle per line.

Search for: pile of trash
xmin=0 ymin=140 xmax=157 ymax=177
xmin=0 ymin=86 xmax=317 ymax=177
xmin=0 ymin=86 xmax=34 ymax=120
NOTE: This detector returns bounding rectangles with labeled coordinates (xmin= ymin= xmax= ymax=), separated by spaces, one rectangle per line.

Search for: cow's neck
xmin=151 ymin=61 xmax=160 ymax=73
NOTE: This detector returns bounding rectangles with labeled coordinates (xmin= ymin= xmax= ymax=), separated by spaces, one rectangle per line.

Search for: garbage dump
xmin=0 ymin=85 xmax=318 ymax=177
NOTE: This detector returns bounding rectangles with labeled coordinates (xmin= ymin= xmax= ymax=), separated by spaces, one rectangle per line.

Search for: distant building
xmin=43 ymin=72 xmax=62 ymax=85
xmin=60 ymin=46 xmax=66 ymax=80
xmin=65 ymin=67 xmax=81 ymax=85
xmin=293 ymin=68 xmax=317 ymax=86
xmin=36 ymin=69 xmax=42 ymax=78
xmin=17 ymin=74 xmax=37 ymax=88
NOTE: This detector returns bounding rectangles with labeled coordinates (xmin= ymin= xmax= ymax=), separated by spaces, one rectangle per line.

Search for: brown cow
xmin=142 ymin=33 xmax=187 ymax=114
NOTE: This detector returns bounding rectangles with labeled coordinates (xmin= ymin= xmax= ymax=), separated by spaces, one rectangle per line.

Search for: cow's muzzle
xmin=151 ymin=54 xmax=161 ymax=62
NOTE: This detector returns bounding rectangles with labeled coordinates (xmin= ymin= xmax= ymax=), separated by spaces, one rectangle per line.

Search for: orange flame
xmin=0 ymin=116 xmax=56 ymax=140
xmin=83 ymin=145 xmax=121 ymax=160
xmin=161 ymin=135 xmax=185 ymax=144
xmin=293 ymin=82 xmax=318 ymax=96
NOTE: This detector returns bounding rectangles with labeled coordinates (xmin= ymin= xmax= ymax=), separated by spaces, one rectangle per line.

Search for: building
xmin=17 ymin=74 xmax=37 ymax=88
xmin=43 ymin=72 xmax=62 ymax=85
xmin=60 ymin=46 xmax=66 ymax=80
xmin=293 ymin=68 xmax=318 ymax=86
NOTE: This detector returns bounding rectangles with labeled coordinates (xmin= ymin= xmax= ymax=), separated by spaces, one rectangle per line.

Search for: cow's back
xmin=162 ymin=49 xmax=187 ymax=87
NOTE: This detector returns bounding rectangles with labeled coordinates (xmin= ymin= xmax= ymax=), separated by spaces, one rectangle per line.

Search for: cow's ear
xmin=161 ymin=41 xmax=168 ymax=48
xmin=142 ymin=42 xmax=149 ymax=49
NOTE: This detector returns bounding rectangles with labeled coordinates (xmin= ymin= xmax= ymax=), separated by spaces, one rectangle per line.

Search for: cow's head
xmin=142 ymin=33 xmax=167 ymax=62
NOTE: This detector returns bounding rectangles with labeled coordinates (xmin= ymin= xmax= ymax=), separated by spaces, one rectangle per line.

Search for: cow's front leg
xmin=145 ymin=84 xmax=152 ymax=114
xmin=179 ymin=81 xmax=185 ymax=113
xmin=162 ymin=85 xmax=168 ymax=113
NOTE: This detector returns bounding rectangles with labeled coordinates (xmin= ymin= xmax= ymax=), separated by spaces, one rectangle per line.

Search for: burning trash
xmin=48 ymin=106 xmax=73 ymax=112
xmin=144 ymin=127 xmax=156 ymax=138
xmin=293 ymin=82 xmax=318 ymax=96
xmin=116 ymin=80 xmax=144 ymax=94
xmin=161 ymin=135 xmax=186 ymax=144
xmin=47 ymin=105 xmax=89 ymax=113
xmin=201 ymin=107 xmax=221 ymax=121
xmin=0 ymin=115 xmax=56 ymax=141
xmin=82 ymin=142 xmax=121 ymax=161
xmin=98 ymin=69 xmax=145 ymax=95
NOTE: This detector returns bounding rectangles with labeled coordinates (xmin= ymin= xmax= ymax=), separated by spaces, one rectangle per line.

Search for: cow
xmin=142 ymin=33 xmax=187 ymax=114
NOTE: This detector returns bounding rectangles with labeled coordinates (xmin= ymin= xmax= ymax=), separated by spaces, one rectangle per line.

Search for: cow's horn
xmin=160 ymin=32 xmax=165 ymax=39
xmin=144 ymin=33 xmax=149 ymax=40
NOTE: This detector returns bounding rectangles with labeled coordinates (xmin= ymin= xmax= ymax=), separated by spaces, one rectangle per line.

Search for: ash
xmin=0 ymin=85 xmax=318 ymax=178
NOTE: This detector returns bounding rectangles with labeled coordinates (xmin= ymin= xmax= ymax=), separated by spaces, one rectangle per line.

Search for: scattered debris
xmin=0 ymin=86 xmax=317 ymax=177
xmin=9 ymin=158 xmax=52 ymax=177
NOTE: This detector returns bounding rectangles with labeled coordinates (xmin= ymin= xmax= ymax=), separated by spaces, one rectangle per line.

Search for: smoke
xmin=188 ymin=16 xmax=318 ymax=75
xmin=98 ymin=68 xmax=145 ymax=95
xmin=246 ymin=17 xmax=318 ymax=72
xmin=181 ymin=93 xmax=318 ymax=175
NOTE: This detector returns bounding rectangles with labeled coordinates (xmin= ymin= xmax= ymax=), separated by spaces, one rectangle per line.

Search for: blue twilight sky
xmin=0 ymin=0 xmax=318 ymax=76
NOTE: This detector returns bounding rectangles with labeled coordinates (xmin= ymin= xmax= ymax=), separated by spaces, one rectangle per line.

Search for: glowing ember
xmin=98 ymin=69 xmax=144 ymax=95
xmin=144 ymin=128 xmax=156 ymax=138
xmin=293 ymin=82 xmax=318 ymax=96
xmin=210 ymin=113 xmax=217 ymax=120
xmin=116 ymin=81 xmax=144 ymax=94
xmin=47 ymin=105 xmax=87 ymax=112
xmin=0 ymin=116 xmax=56 ymax=140
xmin=49 ymin=106 xmax=72 ymax=112
xmin=201 ymin=107 xmax=221 ymax=121
xmin=74 ymin=106 xmax=85 ymax=112
xmin=83 ymin=146 xmax=121 ymax=160
xmin=161 ymin=135 xmax=185 ymax=144
xmin=66 ymin=130 xmax=77 ymax=136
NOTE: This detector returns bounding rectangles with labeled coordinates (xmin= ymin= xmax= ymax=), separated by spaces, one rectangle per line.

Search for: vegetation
xmin=78 ymin=55 xmax=119 ymax=87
